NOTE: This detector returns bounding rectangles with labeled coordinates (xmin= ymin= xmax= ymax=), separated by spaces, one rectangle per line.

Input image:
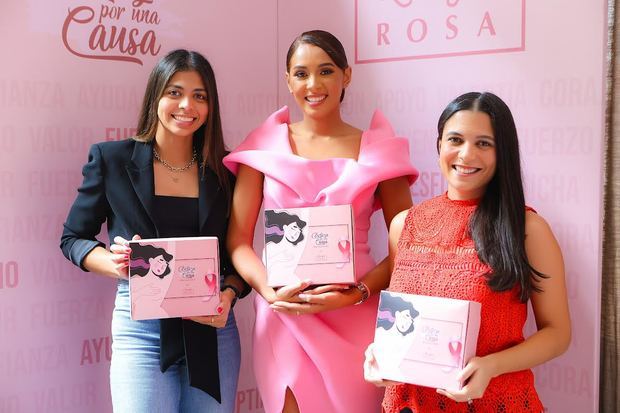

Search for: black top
xmin=153 ymin=195 xmax=199 ymax=237
xmin=153 ymin=196 xmax=221 ymax=400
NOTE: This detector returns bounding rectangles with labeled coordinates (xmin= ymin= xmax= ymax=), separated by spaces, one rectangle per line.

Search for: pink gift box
xmin=373 ymin=291 xmax=481 ymax=391
xmin=128 ymin=236 xmax=220 ymax=320
xmin=263 ymin=205 xmax=355 ymax=287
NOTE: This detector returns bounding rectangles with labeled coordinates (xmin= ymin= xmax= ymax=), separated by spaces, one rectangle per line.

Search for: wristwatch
xmin=354 ymin=281 xmax=370 ymax=305
xmin=221 ymin=284 xmax=240 ymax=307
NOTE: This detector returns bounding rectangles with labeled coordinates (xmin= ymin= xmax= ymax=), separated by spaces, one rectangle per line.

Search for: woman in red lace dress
xmin=364 ymin=92 xmax=571 ymax=412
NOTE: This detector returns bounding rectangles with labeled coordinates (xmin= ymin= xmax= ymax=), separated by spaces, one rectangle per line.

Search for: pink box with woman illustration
xmin=128 ymin=237 xmax=220 ymax=320
xmin=373 ymin=291 xmax=481 ymax=391
xmin=263 ymin=205 xmax=355 ymax=287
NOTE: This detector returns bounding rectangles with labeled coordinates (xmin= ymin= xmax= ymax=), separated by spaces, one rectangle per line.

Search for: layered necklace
xmin=153 ymin=147 xmax=197 ymax=183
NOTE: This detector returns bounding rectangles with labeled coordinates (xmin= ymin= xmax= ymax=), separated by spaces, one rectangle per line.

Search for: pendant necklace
xmin=153 ymin=148 xmax=197 ymax=183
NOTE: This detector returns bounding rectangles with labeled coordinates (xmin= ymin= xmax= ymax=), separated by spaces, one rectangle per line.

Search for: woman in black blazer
xmin=60 ymin=49 xmax=249 ymax=413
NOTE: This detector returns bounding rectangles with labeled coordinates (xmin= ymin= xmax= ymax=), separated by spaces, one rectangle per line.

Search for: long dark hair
xmin=130 ymin=243 xmax=173 ymax=278
xmin=286 ymin=30 xmax=349 ymax=102
xmin=134 ymin=49 xmax=231 ymax=207
xmin=437 ymin=92 xmax=545 ymax=302
xmin=264 ymin=210 xmax=307 ymax=245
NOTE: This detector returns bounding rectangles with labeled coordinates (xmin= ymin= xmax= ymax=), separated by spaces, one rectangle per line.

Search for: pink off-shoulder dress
xmin=224 ymin=107 xmax=418 ymax=413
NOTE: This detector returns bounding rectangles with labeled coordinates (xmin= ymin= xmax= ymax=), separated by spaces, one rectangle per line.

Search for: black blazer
xmin=60 ymin=138 xmax=248 ymax=401
xmin=60 ymin=138 xmax=243 ymax=275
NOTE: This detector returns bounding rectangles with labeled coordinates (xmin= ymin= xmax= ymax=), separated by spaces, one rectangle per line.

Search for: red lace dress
xmin=383 ymin=194 xmax=543 ymax=413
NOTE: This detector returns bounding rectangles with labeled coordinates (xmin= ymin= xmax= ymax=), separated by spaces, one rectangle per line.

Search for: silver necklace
xmin=153 ymin=148 xmax=197 ymax=173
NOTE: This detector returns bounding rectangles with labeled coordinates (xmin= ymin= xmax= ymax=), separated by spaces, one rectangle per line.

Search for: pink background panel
xmin=0 ymin=0 xmax=606 ymax=412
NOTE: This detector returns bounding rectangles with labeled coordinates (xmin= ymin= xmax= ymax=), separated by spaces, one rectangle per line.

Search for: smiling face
xmin=156 ymin=70 xmax=208 ymax=141
xmin=286 ymin=43 xmax=351 ymax=119
xmin=438 ymin=110 xmax=497 ymax=201
xmin=394 ymin=309 xmax=414 ymax=334
xmin=149 ymin=255 xmax=169 ymax=277
xmin=283 ymin=222 xmax=302 ymax=243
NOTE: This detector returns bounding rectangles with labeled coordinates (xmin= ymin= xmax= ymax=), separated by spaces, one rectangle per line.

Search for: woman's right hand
xmin=109 ymin=235 xmax=141 ymax=279
xmin=263 ymin=279 xmax=312 ymax=304
xmin=364 ymin=343 xmax=400 ymax=387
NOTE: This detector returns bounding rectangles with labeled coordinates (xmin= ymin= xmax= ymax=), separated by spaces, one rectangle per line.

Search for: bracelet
xmin=221 ymin=284 xmax=240 ymax=307
xmin=354 ymin=281 xmax=370 ymax=305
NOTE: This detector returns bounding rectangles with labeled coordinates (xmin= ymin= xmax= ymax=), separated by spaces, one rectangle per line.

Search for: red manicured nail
xmin=217 ymin=307 xmax=223 ymax=314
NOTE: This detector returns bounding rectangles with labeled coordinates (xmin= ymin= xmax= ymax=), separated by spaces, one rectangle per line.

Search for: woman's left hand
xmin=436 ymin=356 xmax=496 ymax=404
xmin=270 ymin=284 xmax=358 ymax=315
xmin=185 ymin=288 xmax=235 ymax=328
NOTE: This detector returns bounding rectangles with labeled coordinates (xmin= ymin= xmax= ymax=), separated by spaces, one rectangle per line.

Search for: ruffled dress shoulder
xmin=224 ymin=106 xmax=417 ymax=210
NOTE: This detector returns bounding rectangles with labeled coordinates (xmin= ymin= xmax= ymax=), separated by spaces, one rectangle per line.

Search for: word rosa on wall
xmin=355 ymin=0 xmax=525 ymax=63
xmin=61 ymin=0 xmax=162 ymax=65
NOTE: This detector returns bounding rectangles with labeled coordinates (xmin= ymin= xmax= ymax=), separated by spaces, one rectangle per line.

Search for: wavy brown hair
xmin=134 ymin=49 xmax=231 ymax=207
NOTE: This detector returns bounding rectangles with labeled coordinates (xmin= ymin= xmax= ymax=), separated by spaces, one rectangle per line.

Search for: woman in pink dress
xmin=224 ymin=30 xmax=418 ymax=412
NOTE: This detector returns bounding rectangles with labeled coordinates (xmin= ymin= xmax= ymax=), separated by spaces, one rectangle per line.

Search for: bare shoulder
xmin=389 ymin=209 xmax=409 ymax=236
xmin=524 ymin=210 xmax=563 ymax=270
xmin=288 ymin=121 xmax=302 ymax=134
xmin=343 ymin=122 xmax=363 ymax=138
xmin=236 ymin=163 xmax=264 ymax=182
xmin=525 ymin=210 xmax=554 ymax=239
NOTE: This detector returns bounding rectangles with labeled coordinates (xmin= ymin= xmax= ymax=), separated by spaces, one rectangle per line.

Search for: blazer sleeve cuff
xmin=69 ymin=239 xmax=106 ymax=271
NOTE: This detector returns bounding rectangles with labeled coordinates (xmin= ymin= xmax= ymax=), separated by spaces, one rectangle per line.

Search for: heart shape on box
xmin=202 ymin=272 xmax=217 ymax=300
xmin=336 ymin=238 xmax=351 ymax=268
xmin=338 ymin=239 xmax=351 ymax=254
xmin=448 ymin=339 xmax=463 ymax=365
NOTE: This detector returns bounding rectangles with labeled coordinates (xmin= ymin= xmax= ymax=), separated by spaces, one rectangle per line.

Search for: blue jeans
xmin=110 ymin=281 xmax=240 ymax=413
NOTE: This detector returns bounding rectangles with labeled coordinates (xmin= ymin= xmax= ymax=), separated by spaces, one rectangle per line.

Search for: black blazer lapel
xmin=126 ymin=141 xmax=157 ymax=232
xmin=198 ymin=165 xmax=221 ymax=233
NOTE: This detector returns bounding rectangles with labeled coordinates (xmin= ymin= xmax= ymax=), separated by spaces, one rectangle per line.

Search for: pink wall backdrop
xmin=0 ymin=1 xmax=605 ymax=412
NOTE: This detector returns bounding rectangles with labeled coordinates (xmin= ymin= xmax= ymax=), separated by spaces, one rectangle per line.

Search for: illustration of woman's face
xmin=395 ymin=309 xmax=414 ymax=334
xmin=149 ymin=255 xmax=169 ymax=276
xmin=283 ymin=222 xmax=302 ymax=243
